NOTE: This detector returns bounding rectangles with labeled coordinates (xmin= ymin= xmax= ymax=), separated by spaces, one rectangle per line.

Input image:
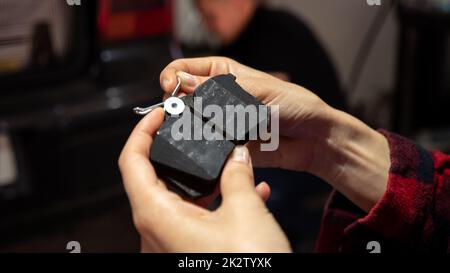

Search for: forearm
xmin=309 ymin=108 xmax=391 ymax=212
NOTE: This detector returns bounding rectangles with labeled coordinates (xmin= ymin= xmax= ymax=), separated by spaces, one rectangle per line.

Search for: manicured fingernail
xmin=230 ymin=146 xmax=249 ymax=164
xmin=177 ymin=71 xmax=197 ymax=87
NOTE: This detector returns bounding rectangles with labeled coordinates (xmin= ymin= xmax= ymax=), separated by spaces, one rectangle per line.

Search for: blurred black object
xmin=150 ymin=74 xmax=269 ymax=199
xmin=393 ymin=1 xmax=450 ymax=142
xmin=29 ymin=23 xmax=56 ymax=70
xmin=0 ymin=0 xmax=173 ymax=252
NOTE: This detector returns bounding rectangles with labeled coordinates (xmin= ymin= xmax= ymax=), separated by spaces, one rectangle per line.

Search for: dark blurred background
xmin=0 ymin=0 xmax=449 ymax=252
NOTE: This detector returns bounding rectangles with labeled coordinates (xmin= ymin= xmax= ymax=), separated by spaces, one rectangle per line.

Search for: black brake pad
xmin=150 ymin=74 xmax=269 ymax=199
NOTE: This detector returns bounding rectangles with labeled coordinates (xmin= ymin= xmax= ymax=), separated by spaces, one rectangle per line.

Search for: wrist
xmin=309 ymin=107 xmax=391 ymax=212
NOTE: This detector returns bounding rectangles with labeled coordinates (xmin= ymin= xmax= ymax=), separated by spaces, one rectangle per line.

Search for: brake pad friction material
xmin=151 ymin=111 xmax=235 ymax=197
xmin=150 ymin=74 xmax=268 ymax=199
xmin=193 ymin=74 xmax=270 ymax=143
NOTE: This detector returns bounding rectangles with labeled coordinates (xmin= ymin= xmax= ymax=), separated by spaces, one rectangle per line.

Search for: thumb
xmin=220 ymin=146 xmax=260 ymax=205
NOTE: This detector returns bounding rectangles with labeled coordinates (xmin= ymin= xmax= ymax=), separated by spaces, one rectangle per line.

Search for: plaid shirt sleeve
xmin=315 ymin=130 xmax=450 ymax=253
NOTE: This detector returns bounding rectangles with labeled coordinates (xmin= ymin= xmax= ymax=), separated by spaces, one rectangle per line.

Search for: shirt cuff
xmin=345 ymin=130 xmax=435 ymax=250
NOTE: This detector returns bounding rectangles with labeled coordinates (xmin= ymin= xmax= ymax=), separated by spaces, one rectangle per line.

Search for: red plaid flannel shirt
xmin=315 ymin=130 xmax=450 ymax=253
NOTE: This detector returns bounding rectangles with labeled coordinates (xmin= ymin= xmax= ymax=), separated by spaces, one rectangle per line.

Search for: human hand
xmin=118 ymin=109 xmax=291 ymax=252
xmin=159 ymin=57 xmax=334 ymax=173
xmin=160 ymin=57 xmax=391 ymax=212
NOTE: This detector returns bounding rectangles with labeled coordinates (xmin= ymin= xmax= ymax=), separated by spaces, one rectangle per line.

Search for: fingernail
xmin=230 ymin=146 xmax=249 ymax=164
xmin=162 ymin=78 xmax=171 ymax=90
xmin=177 ymin=71 xmax=197 ymax=87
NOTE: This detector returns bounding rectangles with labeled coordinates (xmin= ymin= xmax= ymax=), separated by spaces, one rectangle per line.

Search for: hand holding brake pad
xmin=133 ymin=74 xmax=270 ymax=199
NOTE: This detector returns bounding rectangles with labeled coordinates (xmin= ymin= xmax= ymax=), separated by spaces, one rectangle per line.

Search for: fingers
xmin=120 ymin=108 xmax=215 ymax=242
xmin=255 ymin=182 xmax=271 ymax=202
xmin=120 ymin=108 xmax=165 ymax=159
xmin=164 ymin=74 xmax=280 ymax=109
xmin=118 ymin=108 xmax=165 ymax=209
xmin=220 ymin=146 xmax=261 ymax=205
xmin=192 ymin=184 xmax=220 ymax=208
xmin=195 ymin=181 xmax=270 ymax=209
xmin=176 ymin=71 xmax=210 ymax=93
xmin=159 ymin=57 xmax=266 ymax=95
xmin=246 ymin=140 xmax=284 ymax=169
xmin=234 ymin=77 xmax=283 ymax=105
xmin=160 ymin=57 xmax=232 ymax=94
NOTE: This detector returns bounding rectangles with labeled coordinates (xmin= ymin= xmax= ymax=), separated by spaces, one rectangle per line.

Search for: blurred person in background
xmin=194 ymin=0 xmax=346 ymax=250
xmin=195 ymin=0 xmax=346 ymax=109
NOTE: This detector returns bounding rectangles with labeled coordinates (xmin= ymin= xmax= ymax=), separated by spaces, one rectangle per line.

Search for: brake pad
xmin=150 ymin=74 xmax=269 ymax=199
